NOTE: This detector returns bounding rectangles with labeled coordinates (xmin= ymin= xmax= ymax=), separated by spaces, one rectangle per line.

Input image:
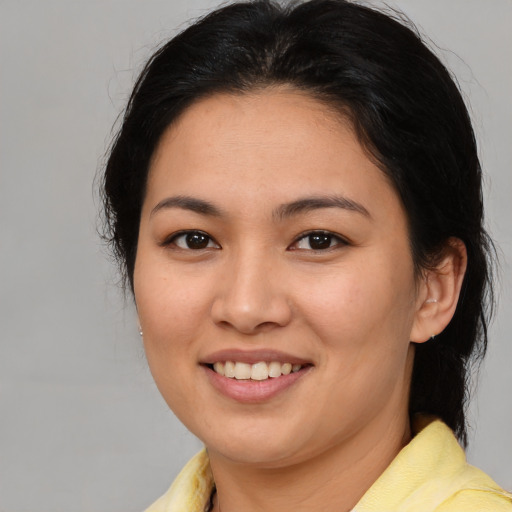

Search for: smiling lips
xmin=203 ymin=351 xmax=312 ymax=402
xmin=212 ymin=361 xmax=303 ymax=381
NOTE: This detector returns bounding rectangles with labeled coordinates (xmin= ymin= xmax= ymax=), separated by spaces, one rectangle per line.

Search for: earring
xmin=430 ymin=334 xmax=436 ymax=341
xmin=425 ymin=298 xmax=438 ymax=304
xmin=138 ymin=327 xmax=143 ymax=337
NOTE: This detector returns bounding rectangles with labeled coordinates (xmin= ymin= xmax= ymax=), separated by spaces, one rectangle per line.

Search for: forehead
xmin=152 ymin=88 xmax=350 ymax=166
xmin=145 ymin=89 xmax=399 ymax=219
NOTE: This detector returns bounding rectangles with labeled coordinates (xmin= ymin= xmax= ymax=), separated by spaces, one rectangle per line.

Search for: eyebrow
xmin=150 ymin=195 xmax=224 ymax=218
xmin=273 ymin=195 xmax=370 ymax=220
xmin=150 ymin=194 xmax=370 ymax=220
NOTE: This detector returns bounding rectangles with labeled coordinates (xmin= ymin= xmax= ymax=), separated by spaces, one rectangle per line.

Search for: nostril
xmin=256 ymin=321 xmax=283 ymax=332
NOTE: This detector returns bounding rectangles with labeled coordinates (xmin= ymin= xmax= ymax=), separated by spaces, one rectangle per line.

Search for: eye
xmin=166 ymin=230 xmax=220 ymax=250
xmin=290 ymin=231 xmax=347 ymax=251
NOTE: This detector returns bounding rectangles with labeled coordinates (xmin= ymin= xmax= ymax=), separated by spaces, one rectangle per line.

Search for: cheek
xmin=133 ymin=255 xmax=213 ymax=386
xmin=292 ymin=260 xmax=416 ymax=427
xmin=292 ymin=252 xmax=416 ymax=354
xmin=135 ymin=252 xmax=210 ymax=332
xmin=134 ymin=267 xmax=206 ymax=413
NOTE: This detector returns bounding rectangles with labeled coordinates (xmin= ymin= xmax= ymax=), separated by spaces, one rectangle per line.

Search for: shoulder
xmin=434 ymin=461 xmax=512 ymax=512
xmin=355 ymin=416 xmax=512 ymax=512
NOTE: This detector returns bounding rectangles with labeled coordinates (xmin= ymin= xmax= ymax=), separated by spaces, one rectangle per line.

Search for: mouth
xmin=206 ymin=361 xmax=307 ymax=381
xmin=201 ymin=350 xmax=313 ymax=402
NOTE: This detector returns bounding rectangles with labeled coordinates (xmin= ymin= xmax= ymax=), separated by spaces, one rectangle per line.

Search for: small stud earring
xmin=425 ymin=298 xmax=438 ymax=304
xmin=138 ymin=327 xmax=143 ymax=337
xmin=430 ymin=334 xmax=436 ymax=341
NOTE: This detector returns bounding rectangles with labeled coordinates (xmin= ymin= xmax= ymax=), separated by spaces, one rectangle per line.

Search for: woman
xmin=101 ymin=0 xmax=511 ymax=510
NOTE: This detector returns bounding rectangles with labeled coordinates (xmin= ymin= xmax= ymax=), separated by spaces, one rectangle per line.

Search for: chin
xmin=209 ymin=442 xmax=301 ymax=467
xmin=197 ymin=422 xmax=311 ymax=467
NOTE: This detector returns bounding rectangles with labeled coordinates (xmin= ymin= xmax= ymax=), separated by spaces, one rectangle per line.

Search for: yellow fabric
xmin=355 ymin=416 xmax=512 ymax=511
xmin=145 ymin=417 xmax=511 ymax=512
xmin=145 ymin=449 xmax=214 ymax=512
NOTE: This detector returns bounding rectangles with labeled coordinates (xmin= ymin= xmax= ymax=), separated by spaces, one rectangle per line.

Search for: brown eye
xmin=185 ymin=233 xmax=209 ymax=249
xmin=171 ymin=231 xmax=219 ymax=250
xmin=291 ymin=231 xmax=347 ymax=251
xmin=308 ymin=233 xmax=332 ymax=250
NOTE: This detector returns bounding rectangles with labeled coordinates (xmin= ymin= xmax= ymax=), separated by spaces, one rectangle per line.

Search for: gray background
xmin=1 ymin=1 xmax=510 ymax=510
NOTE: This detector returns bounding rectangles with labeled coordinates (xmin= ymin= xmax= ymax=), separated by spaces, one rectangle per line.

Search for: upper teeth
xmin=213 ymin=361 xmax=302 ymax=380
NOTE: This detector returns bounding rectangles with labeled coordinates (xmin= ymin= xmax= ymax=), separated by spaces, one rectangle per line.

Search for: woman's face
xmin=134 ymin=90 xmax=426 ymax=467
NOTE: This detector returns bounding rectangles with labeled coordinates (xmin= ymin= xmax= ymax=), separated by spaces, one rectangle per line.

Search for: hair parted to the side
xmin=100 ymin=0 xmax=496 ymax=445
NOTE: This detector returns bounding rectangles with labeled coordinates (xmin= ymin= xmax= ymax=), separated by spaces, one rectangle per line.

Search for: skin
xmin=134 ymin=89 xmax=466 ymax=512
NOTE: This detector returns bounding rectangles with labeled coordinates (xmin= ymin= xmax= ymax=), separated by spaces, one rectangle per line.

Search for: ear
xmin=410 ymin=238 xmax=467 ymax=343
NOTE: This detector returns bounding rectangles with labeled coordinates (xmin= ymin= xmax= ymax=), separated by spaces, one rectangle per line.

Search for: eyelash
xmin=161 ymin=229 xmax=349 ymax=252
xmin=289 ymin=230 xmax=349 ymax=252
xmin=162 ymin=230 xmax=220 ymax=250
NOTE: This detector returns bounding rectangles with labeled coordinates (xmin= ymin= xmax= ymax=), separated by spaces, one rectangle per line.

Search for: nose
xmin=210 ymin=252 xmax=292 ymax=335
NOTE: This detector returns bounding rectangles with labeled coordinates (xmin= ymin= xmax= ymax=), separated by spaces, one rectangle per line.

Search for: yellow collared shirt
xmin=145 ymin=417 xmax=512 ymax=512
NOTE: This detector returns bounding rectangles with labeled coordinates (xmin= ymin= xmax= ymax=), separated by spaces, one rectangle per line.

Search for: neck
xmin=208 ymin=411 xmax=411 ymax=512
